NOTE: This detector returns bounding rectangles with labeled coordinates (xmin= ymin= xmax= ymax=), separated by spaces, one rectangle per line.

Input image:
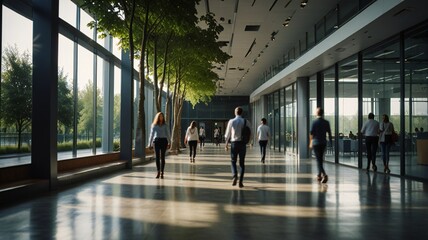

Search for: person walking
xmin=214 ymin=127 xmax=220 ymax=146
xmin=361 ymin=112 xmax=380 ymax=172
xmin=379 ymin=114 xmax=394 ymax=174
xmin=199 ymin=126 xmax=206 ymax=149
xmin=310 ymin=107 xmax=332 ymax=183
xmin=257 ymin=118 xmax=270 ymax=163
xmin=225 ymin=107 xmax=251 ymax=188
xmin=185 ymin=121 xmax=199 ymax=163
xmin=148 ymin=112 xmax=171 ymax=179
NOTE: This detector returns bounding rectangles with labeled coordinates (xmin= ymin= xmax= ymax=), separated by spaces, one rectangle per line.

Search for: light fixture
xmin=270 ymin=31 xmax=278 ymax=41
xmin=300 ymin=0 xmax=308 ymax=8
xmin=282 ymin=16 xmax=292 ymax=27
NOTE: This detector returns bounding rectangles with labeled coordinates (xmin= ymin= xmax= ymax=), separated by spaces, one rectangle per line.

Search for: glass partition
xmin=338 ymin=56 xmax=359 ymax=166
xmin=404 ymin=25 xmax=428 ymax=179
xmin=323 ymin=67 xmax=336 ymax=162
xmin=363 ymin=38 xmax=401 ymax=174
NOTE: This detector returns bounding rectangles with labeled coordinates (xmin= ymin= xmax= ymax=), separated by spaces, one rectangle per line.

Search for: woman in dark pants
xmin=379 ymin=114 xmax=394 ymax=174
xmin=148 ymin=112 xmax=171 ymax=179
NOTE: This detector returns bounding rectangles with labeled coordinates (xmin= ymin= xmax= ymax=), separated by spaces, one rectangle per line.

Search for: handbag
xmin=391 ymin=130 xmax=398 ymax=143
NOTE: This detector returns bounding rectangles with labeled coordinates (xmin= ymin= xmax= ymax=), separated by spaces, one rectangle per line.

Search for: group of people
xmin=309 ymin=108 xmax=396 ymax=184
xmin=146 ymin=107 xmax=396 ymax=187
xmin=360 ymin=113 xmax=396 ymax=174
xmin=147 ymin=107 xmax=272 ymax=188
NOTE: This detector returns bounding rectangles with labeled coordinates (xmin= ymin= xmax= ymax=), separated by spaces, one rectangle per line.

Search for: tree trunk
xmin=134 ymin=2 xmax=150 ymax=158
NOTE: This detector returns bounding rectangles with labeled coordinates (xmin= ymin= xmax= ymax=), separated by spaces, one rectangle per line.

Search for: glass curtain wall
xmin=268 ymin=94 xmax=273 ymax=149
xmin=280 ymin=88 xmax=285 ymax=151
xmin=285 ymin=85 xmax=296 ymax=153
xmin=404 ymin=25 xmax=428 ymax=179
xmin=338 ymin=56 xmax=359 ymax=166
xmin=77 ymin=45 xmax=95 ymax=157
xmin=309 ymin=75 xmax=318 ymax=120
xmin=0 ymin=6 xmax=33 ymax=168
xmin=323 ymin=67 xmax=336 ymax=162
xmin=362 ymin=38 xmax=401 ymax=175
xmin=113 ymin=66 xmax=121 ymax=150
xmin=58 ymin=35 xmax=75 ymax=159
xmin=274 ymin=91 xmax=280 ymax=150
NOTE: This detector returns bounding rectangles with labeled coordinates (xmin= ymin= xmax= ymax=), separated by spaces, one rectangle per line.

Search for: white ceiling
xmin=196 ymin=0 xmax=428 ymax=96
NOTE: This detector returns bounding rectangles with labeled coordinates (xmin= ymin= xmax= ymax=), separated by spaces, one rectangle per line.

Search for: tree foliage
xmin=77 ymin=82 xmax=103 ymax=140
xmin=80 ymin=0 xmax=231 ymax=153
xmin=58 ymin=69 xmax=74 ymax=131
xmin=1 ymin=46 xmax=32 ymax=150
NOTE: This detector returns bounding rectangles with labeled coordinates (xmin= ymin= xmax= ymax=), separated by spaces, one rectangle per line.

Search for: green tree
xmin=77 ymin=82 xmax=103 ymax=141
xmin=57 ymin=69 xmax=74 ymax=142
xmin=113 ymin=94 xmax=121 ymax=138
xmin=0 ymin=46 xmax=32 ymax=150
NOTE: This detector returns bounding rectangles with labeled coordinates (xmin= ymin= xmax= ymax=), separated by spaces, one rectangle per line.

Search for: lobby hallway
xmin=0 ymin=144 xmax=427 ymax=240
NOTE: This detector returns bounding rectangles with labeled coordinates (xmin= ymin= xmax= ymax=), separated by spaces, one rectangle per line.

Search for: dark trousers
xmin=199 ymin=137 xmax=205 ymax=147
xmin=259 ymin=140 xmax=268 ymax=160
xmin=380 ymin=142 xmax=391 ymax=167
xmin=188 ymin=140 xmax=197 ymax=158
xmin=365 ymin=136 xmax=379 ymax=167
xmin=154 ymin=138 xmax=168 ymax=172
xmin=230 ymin=141 xmax=246 ymax=183
xmin=313 ymin=144 xmax=326 ymax=176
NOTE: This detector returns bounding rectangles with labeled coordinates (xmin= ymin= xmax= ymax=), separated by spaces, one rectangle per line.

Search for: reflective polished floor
xmin=1 ymin=144 xmax=428 ymax=240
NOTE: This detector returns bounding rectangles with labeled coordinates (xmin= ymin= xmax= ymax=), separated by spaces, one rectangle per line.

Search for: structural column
xmin=297 ymin=77 xmax=310 ymax=159
xmin=120 ymin=50 xmax=134 ymax=168
xmin=31 ymin=0 xmax=59 ymax=188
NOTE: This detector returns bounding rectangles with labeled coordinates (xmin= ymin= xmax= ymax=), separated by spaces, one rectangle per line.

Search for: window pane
xmin=323 ymin=67 xmax=336 ymax=162
xmin=404 ymin=25 xmax=428 ymax=179
xmin=338 ymin=56 xmax=358 ymax=167
xmin=77 ymin=46 xmax=94 ymax=157
xmin=1 ymin=6 xmax=33 ymax=168
xmin=80 ymin=9 xmax=95 ymax=40
xmin=114 ymin=66 xmax=121 ymax=150
xmin=363 ymin=38 xmax=401 ymax=175
xmin=59 ymin=0 xmax=77 ymax=27
xmin=58 ymin=34 xmax=75 ymax=160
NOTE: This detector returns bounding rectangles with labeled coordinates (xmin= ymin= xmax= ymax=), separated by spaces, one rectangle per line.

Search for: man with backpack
xmin=225 ymin=106 xmax=251 ymax=188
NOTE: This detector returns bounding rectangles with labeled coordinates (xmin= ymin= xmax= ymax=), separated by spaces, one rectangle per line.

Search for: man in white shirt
xmin=257 ymin=118 xmax=270 ymax=163
xmin=361 ymin=112 xmax=380 ymax=171
xmin=225 ymin=107 xmax=251 ymax=188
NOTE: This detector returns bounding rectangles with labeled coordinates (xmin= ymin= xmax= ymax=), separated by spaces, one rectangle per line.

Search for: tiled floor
xmin=0 ymin=144 xmax=427 ymax=239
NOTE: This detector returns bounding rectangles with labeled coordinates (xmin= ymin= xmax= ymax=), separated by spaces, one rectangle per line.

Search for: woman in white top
xmin=379 ymin=114 xmax=394 ymax=173
xmin=199 ymin=127 xmax=206 ymax=149
xmin=257 ymin=118 xmax=270 ymax=163
xmin=184 ymin=121 xmax=199 ymax=163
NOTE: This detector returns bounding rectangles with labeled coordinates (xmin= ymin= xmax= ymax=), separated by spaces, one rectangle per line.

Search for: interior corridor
xmin=0 ymin=144 xmax=427 ymax=239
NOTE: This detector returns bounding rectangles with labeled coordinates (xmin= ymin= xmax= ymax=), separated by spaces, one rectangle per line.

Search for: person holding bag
xmin=379 ymin=114 xmax=394 ymax=174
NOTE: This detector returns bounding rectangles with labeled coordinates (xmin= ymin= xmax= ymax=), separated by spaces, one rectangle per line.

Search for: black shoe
xmin=239 ymin=182 xmax=244 ymax=188
xmin=373 ymin=164 xmax=377 ymax=172
xmin=232 ymin=176 xmax=238 ymax=186
xmin=156 ymin=172 xmax=160 ymax=179
xmin=160 ymin=172 xmax=164 ymax=179
xmin=321 ymin=175 xmax=328 ymax=183
xmin=316 ymin=175 xmax=322 ymax=182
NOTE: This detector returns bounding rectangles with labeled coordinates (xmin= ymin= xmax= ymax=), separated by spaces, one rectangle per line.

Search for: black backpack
xmin=241 ymin=119 xmax=251 ymax=144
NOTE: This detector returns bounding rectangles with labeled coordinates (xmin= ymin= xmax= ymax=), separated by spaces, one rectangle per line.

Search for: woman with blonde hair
xmin=184 ymin=121 xmax=199 ymax=163
xmin=148 ymin=112 xmax=171 ymax=179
